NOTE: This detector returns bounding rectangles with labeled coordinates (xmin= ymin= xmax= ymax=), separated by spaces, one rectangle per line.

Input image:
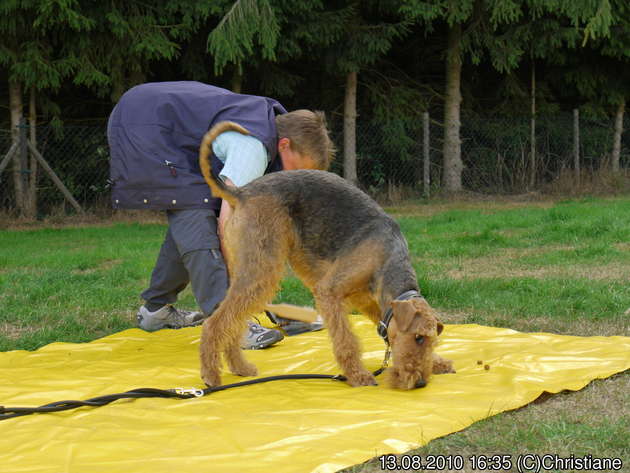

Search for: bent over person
xmin=107 ymin=81 xmax=335 ymax=348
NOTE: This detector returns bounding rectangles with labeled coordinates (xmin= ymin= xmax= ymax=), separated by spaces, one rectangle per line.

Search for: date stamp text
xmin=378 ymin=453 xmax=623 ymax=471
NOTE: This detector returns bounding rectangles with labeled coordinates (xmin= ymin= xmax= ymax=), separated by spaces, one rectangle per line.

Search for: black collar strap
xmin=377 ymin=290 xmax=422 ymax=344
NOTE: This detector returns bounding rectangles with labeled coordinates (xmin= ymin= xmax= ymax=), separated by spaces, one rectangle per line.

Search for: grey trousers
xmin=141 ymin=209 xmax=229 ymax=316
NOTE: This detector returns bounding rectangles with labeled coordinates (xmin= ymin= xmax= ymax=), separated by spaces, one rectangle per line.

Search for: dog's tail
xmin=199 ymin=121 xmax=250 ymax=207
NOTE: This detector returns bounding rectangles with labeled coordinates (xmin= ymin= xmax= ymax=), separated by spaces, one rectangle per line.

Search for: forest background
xmin=1 ymin=0 xmax=629 ymax=218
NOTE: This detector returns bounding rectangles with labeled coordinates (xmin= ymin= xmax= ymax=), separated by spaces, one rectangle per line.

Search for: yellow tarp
xmin=1 ymin=318 xmax=628 ymax=473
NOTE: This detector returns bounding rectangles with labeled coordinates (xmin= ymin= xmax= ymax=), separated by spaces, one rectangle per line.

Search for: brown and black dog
xmin=198 ymin=122 xmax=454 ymax=389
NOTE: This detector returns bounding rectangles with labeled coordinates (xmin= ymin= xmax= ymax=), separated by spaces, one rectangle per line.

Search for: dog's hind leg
xmin=200 ymin=266 xmax=282 ymax=385
xmin=225 ymin=337 xmax=258 ymax=377
xmin=200 ymin=264 xmax=284 ymax=385
xmin=200 ymin=204 xmax=290 ymax=386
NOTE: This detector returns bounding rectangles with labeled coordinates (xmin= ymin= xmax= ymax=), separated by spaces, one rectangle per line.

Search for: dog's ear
xmin=390 ymin=300 xmax=417 ymax=332
xmin=436 ymin=320 xmax=444 ymax=336
xmin=416 ymin=314 xmax=439 ymax=337
xmin=415 ymin=299 xmax=444 ymax=336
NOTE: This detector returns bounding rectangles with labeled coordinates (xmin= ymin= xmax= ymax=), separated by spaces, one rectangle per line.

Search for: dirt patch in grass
xmin=0 ymin=209 xmax=166 ymax=231
xmin=2 ymin=267 xmax=46 ymax=277
xmin=439 ymin=311 xmax=630 ymax=337
xmin=71 ymin=259 xmax=123 ymax=275
xmin=68 ymin=245 xmax=98 ymax=252
xmin=0 ymin=323 xmax=38 ymax=340
xmin=436 ymin=248 xmax=630 ymax=282
xmin=448 ymin=262 xmax=630 ymax=281
xmin=386 ymin=195 xmax=557 ymax=217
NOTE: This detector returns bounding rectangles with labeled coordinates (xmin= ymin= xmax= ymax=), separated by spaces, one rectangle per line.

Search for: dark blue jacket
xmin=107 ymin=81 xmax=286 ymax=211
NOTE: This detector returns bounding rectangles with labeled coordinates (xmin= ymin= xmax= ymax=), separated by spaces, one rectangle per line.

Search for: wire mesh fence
xmin=0 ymin=126 xmax=110 ymax=216
xmin=0 ymin=112 xmax=627 ymax=218
xmin=349 ymin=112 xmax=628 ymax=196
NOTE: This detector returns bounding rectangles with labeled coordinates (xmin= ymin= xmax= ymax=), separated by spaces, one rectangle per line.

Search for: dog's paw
xmin=201 ymin=369 xmax=222 ymax=387
xmin=231 ymin=361 xmax=258 ymax=377
xmin=432 ymin=357 xmax=455 ymax=374
xmin=346 ymin=370 xmax=378 ymax=387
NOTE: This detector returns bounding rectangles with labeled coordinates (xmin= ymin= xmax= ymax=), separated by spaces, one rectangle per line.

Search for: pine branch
xmin=207 ymin=0 xmax=279 ymax=74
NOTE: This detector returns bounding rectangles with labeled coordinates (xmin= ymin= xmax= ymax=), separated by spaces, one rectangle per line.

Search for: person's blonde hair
xmin=275 ymin=110 xmax=336 ymax=170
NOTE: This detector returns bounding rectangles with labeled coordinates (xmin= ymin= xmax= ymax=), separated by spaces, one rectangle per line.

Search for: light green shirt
xmin=211 ymin=131 xmax=269 ymax=187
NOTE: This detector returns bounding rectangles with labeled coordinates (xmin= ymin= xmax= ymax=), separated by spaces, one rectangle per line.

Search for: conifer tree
xmin=0 ymin=0 xmax=92 ymax=216
xmin=316 ymin=1 xmax=410 ymax=184
xmin=401 ymin=0 xmax=615 ymax=193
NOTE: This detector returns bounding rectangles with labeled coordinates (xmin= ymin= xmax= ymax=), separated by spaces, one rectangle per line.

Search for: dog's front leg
xmin=317 ymin=296 xmax=377 ymax=387
xmin=432 ymin=353 xmax=455 ymax=374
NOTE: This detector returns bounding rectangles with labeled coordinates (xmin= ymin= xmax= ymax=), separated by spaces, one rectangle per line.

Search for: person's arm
xmin=212 ymin=131 xmax=268 ymax=263
xmin=217 ymin=178 xmax=234 ymax=239
xmin=218 ymin=177 xmax=235 ymax=267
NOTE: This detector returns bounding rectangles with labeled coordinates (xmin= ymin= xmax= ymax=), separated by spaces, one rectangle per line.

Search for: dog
xmin=197 ymin=122 xmax=454 ymax=389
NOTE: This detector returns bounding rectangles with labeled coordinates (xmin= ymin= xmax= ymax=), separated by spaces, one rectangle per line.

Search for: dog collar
xmin=377 ymin=289 xmax=422 ymax=344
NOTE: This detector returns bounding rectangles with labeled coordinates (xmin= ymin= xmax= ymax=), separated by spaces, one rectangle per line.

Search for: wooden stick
xmin=265 ymin=303 xmax=319 ymax=323
xmin=0 ymin=142 xmax=17 ymax=176
xmin=26 ymin=139 xmax=84 ymax=214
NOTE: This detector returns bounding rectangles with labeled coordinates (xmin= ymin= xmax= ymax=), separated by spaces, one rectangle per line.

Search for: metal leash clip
xmin=382 ymin=346 xmax=392 ymax=369
xmin=172 ymin=387 xmax=205 ymax=398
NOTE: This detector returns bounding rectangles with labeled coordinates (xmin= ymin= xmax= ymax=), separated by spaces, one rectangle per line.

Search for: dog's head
xmin=386 ymin=298 xmax=443 ymax=390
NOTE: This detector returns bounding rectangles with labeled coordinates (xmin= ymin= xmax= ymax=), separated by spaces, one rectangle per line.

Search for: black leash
xmin=0 ymin=349 xmax=391 ymax=422
xmin=3 ymin=288 xmax=424 ymax=423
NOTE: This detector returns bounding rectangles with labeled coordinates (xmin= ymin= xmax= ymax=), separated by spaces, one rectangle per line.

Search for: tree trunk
xmin=611 ymin=99 xmax=625 ymax=173
xmin=442 ymin=23 xmax=463 ymax=193
xmin=109 ymin=77 xmax=125 ymax=104
xmin=9 ymin=79 xmax=25 ymax=214
xmin=129 ymin=69 xmax=146 ymax=88
xmin=231 ymin=69 xmax=243 ymax=94
xmin=573 ymin=108 xmax=580 ymax=183
xmin=423 ymin=111 xmax=430 ymax=198
xmin=25 ymin=87 xmax=38 ymax=219
xmin=343 ymin=70 xmax=358 ymax=185
xmin=529 ymin=59 xmax=536 ymax=189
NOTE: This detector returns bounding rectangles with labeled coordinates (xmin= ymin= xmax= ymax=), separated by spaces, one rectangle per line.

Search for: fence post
xmin=612 ymin=100 xmax=625 ymax=173
xmin=343 ymin=70 xmax=358 ymax=185
xmin=573 ymin=109 xmax=580 ymax=183
xmin=423 ymin=112 xmax=430 ymax=198
xmin=19 ymin=118 xmax=29 ymax=192
xmin=17 ymin=118 xmax=31 ymax=213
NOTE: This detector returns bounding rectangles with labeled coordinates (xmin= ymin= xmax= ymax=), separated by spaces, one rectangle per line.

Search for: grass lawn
xmin=1 ymin=196 xmax=629 ymax=471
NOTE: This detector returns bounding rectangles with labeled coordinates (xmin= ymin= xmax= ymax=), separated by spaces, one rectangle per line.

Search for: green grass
xmin=0 ymin=224 xmax=172 ymax=350
xmin=1 ymin=196 xmax=629 ymax=470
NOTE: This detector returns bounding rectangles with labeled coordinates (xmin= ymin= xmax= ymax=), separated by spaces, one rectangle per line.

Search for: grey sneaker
xmin=265 ymin=311 xmax=325 ymax=336
xmin=241 ymin=321 xmax=284 ymax=349
xmin=137 ymin=305 xmax=206 ymax=331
